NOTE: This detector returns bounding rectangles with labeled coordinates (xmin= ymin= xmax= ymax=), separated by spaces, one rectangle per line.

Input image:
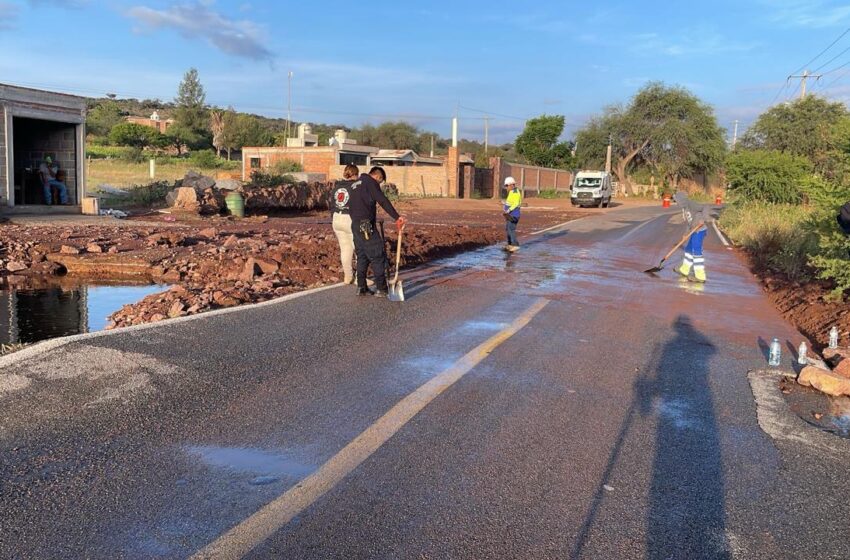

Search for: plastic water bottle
xmin=798 ymin=341 xmax=808 ymax=365
xmin=769 ymin=338 xmax=782 ymax=367
xmin=830 ymin=326 xmax=840 ymax=349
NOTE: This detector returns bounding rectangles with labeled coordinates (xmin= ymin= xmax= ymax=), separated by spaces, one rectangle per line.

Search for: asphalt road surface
xmin=2 ymin=204 xmax=849 ymax=559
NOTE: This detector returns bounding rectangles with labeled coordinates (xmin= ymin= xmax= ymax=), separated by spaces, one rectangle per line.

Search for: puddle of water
xmin=784 ymin=383 xmax=850 ymax=439
xmin=185 ymin=445 xmax=314 ymax=480
xmin=0 ymin=280 xmax=165 ymax=345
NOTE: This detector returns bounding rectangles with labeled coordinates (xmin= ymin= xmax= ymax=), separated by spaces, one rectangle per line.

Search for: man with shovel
xmin=673 ymin=191 xmax=710 ymax=283
xmin=349 ymin=166 xmax=406 ymax=298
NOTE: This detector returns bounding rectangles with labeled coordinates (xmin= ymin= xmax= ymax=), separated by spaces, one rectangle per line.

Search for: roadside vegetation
xmin=720 ymin=96 xmax=850 ymax=298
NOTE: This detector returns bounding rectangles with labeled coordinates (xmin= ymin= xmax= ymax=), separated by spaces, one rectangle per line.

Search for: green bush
xmin=537 ymin=189 xmax=570 ymax=199
xmin=186 ymin=150 xmax=240 ymax=170
xmin=272 ymin=160 xmax=303 ymax=174
xmin=86 ymin=145 xmax=135 ymax=159
xmin=249 ymin=170 xmax=297 ymax=188
xmin=803 ymin=176 xmax=850 ymax=298
xmin=719 ymin=202 xmax=816 ymax=281
xmin=726 ymin=149 xmax=812 ymax=204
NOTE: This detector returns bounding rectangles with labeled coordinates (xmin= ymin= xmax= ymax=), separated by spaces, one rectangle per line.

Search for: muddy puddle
xmin=782 ymin=378 xmax=850 ymax=439
xmin=0 ymin=279 xmax=166 ymax=345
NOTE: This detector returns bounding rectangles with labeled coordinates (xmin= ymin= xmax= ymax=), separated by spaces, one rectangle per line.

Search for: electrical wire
xmin=790 ymin=27 xmax=850 ymax=76
xmin=812 ymin=43 xmax=850 ymax=73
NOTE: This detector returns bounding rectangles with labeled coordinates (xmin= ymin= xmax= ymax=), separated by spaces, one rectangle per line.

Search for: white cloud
xmin=126 ymin=2 xmax=272 ymax=61
xmin=630 ymin=29 xmax=756 ymax=57
xmin=0 ymin=1 xmax=19 ymax=31
xmin=762 ymin=0 xmax=850 ymax=27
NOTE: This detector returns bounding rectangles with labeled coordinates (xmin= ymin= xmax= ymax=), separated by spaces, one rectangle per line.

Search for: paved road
xmin=2 ymin=204 xmax=849 ymax=559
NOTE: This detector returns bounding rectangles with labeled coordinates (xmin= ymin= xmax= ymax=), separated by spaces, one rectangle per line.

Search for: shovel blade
xmin=388 ymin=279 xmax=405 ymax=302
xmin=643 ymin=259 xmax=666 ymax=274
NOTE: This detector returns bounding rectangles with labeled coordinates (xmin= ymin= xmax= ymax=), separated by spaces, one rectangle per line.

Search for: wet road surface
xmin=2 ymin=204 xmax=850 ymax=559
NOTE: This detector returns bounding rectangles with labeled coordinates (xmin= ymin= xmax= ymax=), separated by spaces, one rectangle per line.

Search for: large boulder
xmin=182 ymin=171 xmax=216 ymax=191
xmin=239 ymin=181 xmax=333 ymax=212
xmin=215 ymin=178 xmax=242 ymax=191
xmin=798 ymin=365 xmax=850 ymax=397
xmin=168 ymin=187 xmax=201 ymax=212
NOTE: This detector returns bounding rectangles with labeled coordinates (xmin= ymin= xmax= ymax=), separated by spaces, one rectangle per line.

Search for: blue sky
xmin=3 ymin=0 xmax=850 ymax=143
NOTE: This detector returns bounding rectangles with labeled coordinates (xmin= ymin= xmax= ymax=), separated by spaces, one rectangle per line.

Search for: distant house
xmin=242 ymin=126 xmax=378 ymax=180
xmin=370 ymin=149 xmax=443 ymax=167
xmin=126 ymin=111 xmax=174 ymax=134
xmin=0 ymin=83 xmax=87 ymax=211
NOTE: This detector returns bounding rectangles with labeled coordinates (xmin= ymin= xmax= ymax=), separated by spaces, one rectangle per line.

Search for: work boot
xmin=374 ymin=290 xmax=388 ymax=298
xmin=676 ymin=263 xmax=691 ymax=277
xmin=356 ymin=287 xmax=372 ymax=296
xmin=694 ymin=268 xmax=707 ymax=283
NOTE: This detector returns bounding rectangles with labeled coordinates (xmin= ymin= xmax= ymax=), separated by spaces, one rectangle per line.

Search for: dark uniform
xmin=349 ymin=173 xmax=400 ymax=291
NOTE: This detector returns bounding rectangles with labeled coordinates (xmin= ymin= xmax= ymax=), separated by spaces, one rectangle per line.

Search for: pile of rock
xmin=798 ymin=348 xmax=850 ymax=396
xmin=165 ymin=171 xmax=335 ymax=215
xmin=241 ymin=181 xmax=332 ymax=212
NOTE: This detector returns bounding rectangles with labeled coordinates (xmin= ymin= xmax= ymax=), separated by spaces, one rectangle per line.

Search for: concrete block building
xmin=0 ymin=83 xmax=87 ymax=211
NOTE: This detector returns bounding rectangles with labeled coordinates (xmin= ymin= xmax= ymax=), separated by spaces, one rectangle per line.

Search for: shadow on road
xmin=571 ymin=315 xmax=728 ymax=559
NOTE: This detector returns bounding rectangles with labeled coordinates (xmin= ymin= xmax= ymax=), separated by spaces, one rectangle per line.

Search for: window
xmin=339 ymin=152 xmax=368 ymax=166
xmin=250 ymin=157 xmax=261 ymax=169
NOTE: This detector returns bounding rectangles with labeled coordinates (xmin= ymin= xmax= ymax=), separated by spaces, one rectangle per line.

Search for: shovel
xmin=389 ymin=225 xmax=405 ymax=302
xmin=644 ymin=224 xmax=704 ymax=274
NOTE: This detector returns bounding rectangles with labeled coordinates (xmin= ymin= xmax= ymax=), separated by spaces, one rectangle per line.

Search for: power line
xmin=790 ymin=27 xmax=850 ymax=75
xmin=812 ymin=43 xmax=850 ymax=73
xmin=457 ymin=105 xmax=528 ymax=121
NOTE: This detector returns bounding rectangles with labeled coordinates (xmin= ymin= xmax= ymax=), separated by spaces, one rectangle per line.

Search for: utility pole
xmin=286 ymin=71 xmax=293 ymax=140
xmin=430 ymin=134 xmax=435 ymax=157
xmin=732 ymin=120 xmax=739 ymax=148
xmin=605 ymin=134 xmax=613 ymax=174
xmin=788 ymin=69 xmax=822 ymax=99
xmin=484 ymin=117 xmax=490 ymax=156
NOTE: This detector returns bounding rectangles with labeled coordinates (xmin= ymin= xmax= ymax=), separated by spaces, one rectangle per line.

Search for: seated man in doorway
xmin=38 ymin=156 xmax=69 ymax=205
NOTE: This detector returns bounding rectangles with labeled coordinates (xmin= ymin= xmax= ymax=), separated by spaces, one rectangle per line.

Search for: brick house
xmin=242 ymin=127 xmax=378 ymax=180
xmin=126 ymin=111 xmax=174 ymax=134
xmin=0 ymin=83 xmax=87 ymax=211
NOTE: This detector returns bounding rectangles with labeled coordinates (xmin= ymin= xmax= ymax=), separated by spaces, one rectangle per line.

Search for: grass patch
xmin=1 ymin=342 xmax=28 ymax=356
xmin=536 ymin=189 xmax=571 ymax=199
xmin=719 ymin=202 xmax=816 ymax=281
xmin=88 ymin=159 xmax=236 ymax=187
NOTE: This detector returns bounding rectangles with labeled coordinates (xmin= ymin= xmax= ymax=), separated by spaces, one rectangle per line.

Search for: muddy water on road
xmin=403 ymin=207 xmax=797 ymax=350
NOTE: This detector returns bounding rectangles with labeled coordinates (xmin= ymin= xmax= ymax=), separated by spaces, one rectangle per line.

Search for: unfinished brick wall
xmin=489 ymin=157 xmax=573 ymax=199
xmin=329 ymin=164 xmax=450 ymax=196
xmin=242 ymin=147 xmax=337 ymax=180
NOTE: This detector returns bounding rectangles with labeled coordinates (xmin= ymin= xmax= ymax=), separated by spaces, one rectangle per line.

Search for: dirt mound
xmin=241 ymin=182 xmax=332 ymax=212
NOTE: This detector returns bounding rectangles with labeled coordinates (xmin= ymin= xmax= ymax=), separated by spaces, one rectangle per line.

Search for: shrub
xmin=185 ymin=150 xmax=240 ymax=170
xmin=725 ymin=149 xmax=812 ymax=204
xmin=719 ymin=202 xmax=816 ymax=281
xmin=116 ymin=181 xmax=173 ymax=207
xmin=109 ymin=122 xmax=165 ymax=149
xmin=249 ymin=170 xmax=297 ymax=188
xmin=803 ymin=176 xmax=850 ymax=298
xmin=272 ymin=160 xmax=303 ymax=174
xmin=537 ymin=189 xmax=569 ymax=199
xmin=86 ymin=145 xmax=135 ymax=159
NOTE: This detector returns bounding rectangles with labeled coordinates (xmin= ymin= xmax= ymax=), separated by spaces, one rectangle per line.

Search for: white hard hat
xmin=504 ymin=176 xmax=516 ymax=186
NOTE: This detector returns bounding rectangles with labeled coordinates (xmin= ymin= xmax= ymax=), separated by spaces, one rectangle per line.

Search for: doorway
xmin=12 ymin=117 xmax=78 ymax=206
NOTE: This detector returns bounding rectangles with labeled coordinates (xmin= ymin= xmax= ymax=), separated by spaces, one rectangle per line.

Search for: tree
xmin=87 ymin=100 xmax=124 ymax=137
xmin=740 ymin=95 xmax=848 ymax=174
xmin=725 ymin=149 xmax=812 ymax=204
xmin=174 ymin=68 xmax=210 ymax=149
xmin=514 ymin=115 xmax=574 ymax=169
xmin=108 ymin=122 xmax=163 ymax=148
xmin=210 ymin=109 xmax=226 ymax=158
xmin=352 ymin=121 xmax=424 ymax=151
xmin=575 ymin=82 xmax=726 ymax=193
xmin=230 ymin=114 xmax=274 ymax=152
xmin=163 ymin=123 xmax=200 ymax=155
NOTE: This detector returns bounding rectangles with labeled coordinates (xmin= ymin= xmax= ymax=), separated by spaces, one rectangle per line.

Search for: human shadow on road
xmin=570 ymin=315 xmax=728 ymax=559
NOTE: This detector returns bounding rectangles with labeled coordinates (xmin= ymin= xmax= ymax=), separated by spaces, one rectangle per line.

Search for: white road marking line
xmin=712 ymin=220 xmax=731 ymax=248
xmin=530 ymin=216 xmax=589 ymax=235
xmin=191 ymin=297 xmax=551 ymax=560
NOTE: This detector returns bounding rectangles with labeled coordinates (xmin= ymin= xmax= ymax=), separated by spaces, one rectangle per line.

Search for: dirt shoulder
xmin=0 ymin=198 xmax=600 ymax=329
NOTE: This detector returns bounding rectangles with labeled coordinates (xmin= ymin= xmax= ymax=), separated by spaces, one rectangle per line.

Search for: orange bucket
xmin=662 ymin=196 xmax=671 ymax=208
xmin=715 ymin=194 xmax=723 ymax=205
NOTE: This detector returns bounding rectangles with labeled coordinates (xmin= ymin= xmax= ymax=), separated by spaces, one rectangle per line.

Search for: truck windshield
xmin=575 ymin=178 xmax=602 ymax=188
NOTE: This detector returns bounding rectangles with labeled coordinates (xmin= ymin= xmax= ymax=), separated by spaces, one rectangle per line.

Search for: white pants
xmin=332 ymin=212 xmax=355 ymax=283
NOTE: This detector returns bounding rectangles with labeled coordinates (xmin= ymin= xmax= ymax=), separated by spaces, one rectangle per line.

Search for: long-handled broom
xmin=644 ymin=224 xmax=704 ymax=274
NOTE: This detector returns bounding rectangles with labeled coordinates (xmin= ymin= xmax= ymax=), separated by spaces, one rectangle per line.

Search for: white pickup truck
xmin=570 ymin=170 xmax=613 ymax=208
